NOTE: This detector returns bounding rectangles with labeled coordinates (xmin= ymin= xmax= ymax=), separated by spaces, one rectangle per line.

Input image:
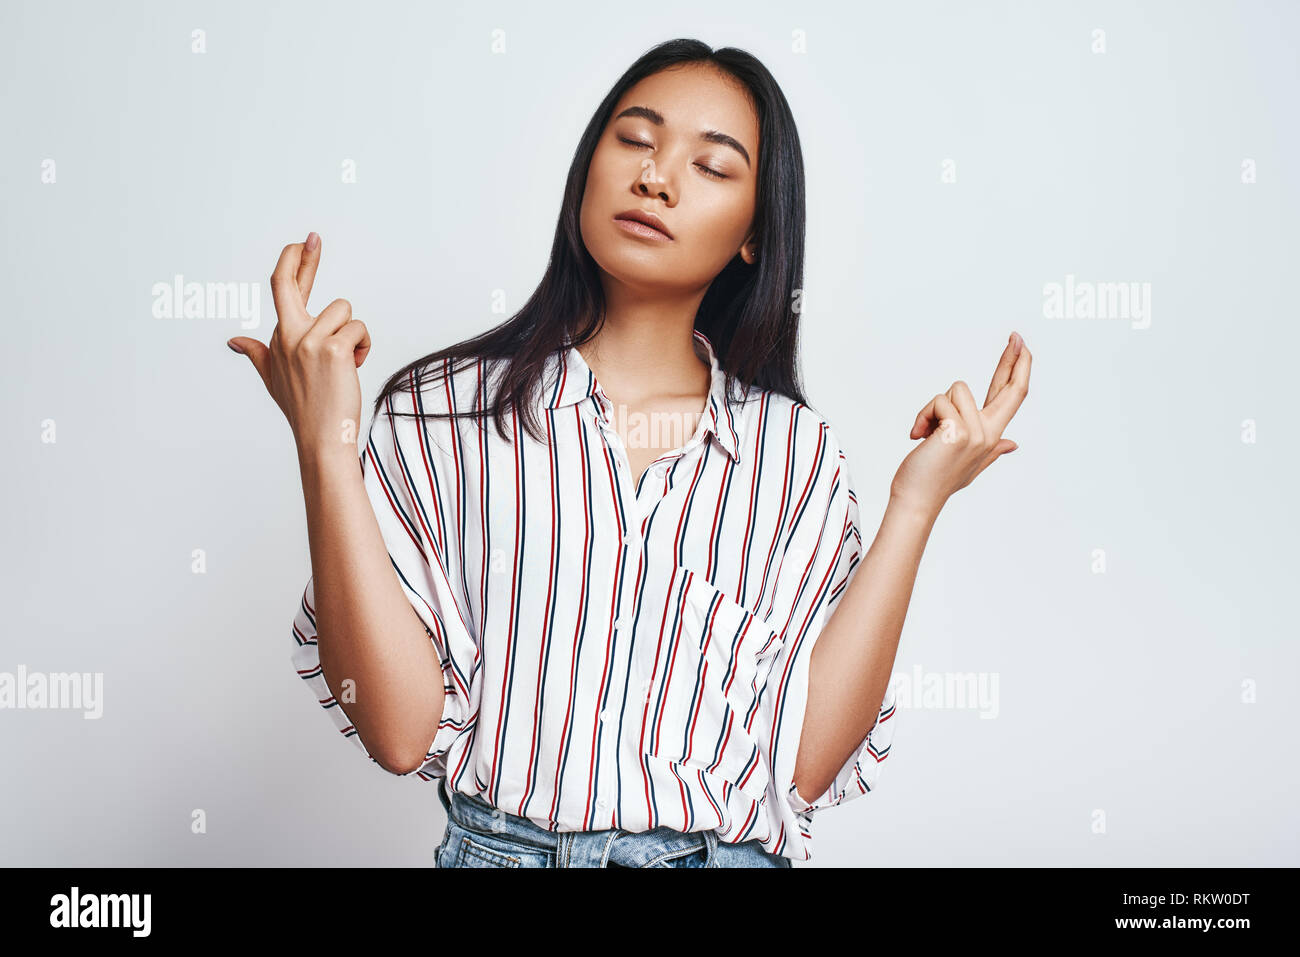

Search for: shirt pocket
xmin=639 ymin=563 xmax=784 ymax=806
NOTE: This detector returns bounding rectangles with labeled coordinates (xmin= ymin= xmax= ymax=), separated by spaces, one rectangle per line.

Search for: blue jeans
xmin=435 ymin=777 xmax=792 ymax=868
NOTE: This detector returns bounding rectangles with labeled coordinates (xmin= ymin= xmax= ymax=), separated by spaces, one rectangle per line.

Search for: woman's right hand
xmin=228 ymin=232 xmax=372 ymax=458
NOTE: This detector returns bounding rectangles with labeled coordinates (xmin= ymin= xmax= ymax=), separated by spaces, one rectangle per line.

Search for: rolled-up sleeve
xmin=755 ymin=423 xmax=898 ymax=854
xmin=289 ymin=377 xmax=478 ymax=781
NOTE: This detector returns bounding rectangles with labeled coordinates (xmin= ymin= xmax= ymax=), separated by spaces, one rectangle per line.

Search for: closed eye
xmin=617 ymin=136 xmax=728 ymax=180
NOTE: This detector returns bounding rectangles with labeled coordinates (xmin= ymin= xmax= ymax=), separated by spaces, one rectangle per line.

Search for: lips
xmin=613 ymin=209 xmax=674 ymax=239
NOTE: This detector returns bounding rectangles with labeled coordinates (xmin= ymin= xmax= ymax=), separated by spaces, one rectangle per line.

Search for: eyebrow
xmin=613 ymin=105 xmax=752 ymax=168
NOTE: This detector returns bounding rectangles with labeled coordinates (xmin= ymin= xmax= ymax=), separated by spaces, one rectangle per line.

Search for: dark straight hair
xmin=374 ymin=37 xmax=811 ymax=444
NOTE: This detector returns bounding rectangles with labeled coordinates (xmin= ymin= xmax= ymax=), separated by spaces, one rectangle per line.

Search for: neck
xmin=578 ymin=287 xmax=710 ymax=404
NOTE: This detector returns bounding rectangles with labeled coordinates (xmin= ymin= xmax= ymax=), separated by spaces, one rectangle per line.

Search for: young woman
xmin=231 ymin=38 xmax=1030 ymax=868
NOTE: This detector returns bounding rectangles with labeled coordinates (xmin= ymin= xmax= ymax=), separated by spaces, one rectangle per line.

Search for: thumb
xmin=227 ymin=337 xmax=271 ymax=392
xmin=994 ymin=438 xmax=1018 ymax=456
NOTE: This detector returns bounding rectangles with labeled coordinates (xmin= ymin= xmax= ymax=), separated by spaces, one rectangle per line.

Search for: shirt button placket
xmin=595 ymin=400 xmax=624 ymax=826
xmin=604 ymin=543 xmax=639 ymax=827
xmin=597 ymin=393 xmax=651 ymax=825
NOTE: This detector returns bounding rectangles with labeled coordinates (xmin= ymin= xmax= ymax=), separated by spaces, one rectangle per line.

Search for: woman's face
xmin=579 ymin=63 xmax=760 ymax=297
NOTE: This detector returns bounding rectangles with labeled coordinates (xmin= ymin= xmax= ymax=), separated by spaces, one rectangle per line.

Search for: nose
xmin=637 ymin=180 xmax=670 ymax=202
xmin=634 ymin=159 xmax=673 ymax=204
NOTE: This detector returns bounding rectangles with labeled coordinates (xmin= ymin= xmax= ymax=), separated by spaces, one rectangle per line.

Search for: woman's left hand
xmin=890 ymin=332 xmax=1032 ymax=517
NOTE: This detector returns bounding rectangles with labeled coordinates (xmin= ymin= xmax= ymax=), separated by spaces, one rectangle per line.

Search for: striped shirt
xmin=290 ymin=328 xmax=897 ymax=861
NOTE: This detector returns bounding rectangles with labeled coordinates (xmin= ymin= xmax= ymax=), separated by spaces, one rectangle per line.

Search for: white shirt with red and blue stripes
xmin=290 ymin=328 xmax=897 ymax=861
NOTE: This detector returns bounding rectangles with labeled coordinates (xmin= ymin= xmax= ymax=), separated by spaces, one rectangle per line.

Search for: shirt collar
xmin=543 ymin=328 xmax=742 ymax=464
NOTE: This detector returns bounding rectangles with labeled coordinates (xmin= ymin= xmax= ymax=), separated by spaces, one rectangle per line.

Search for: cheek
xmin=580 ymin=159 xmax=617 ymax=226
xmin=678 ymin=190 xmax=753 ymax=263
xmin=578 ymin=183 xmax=614 ymax=263
xmin=701 ymin=188 xmax=754 ymax=240
xmin=579 ymin=176 xmax=605 ymax=233
xmin=584 ymin=149 xmax=619 ymax=197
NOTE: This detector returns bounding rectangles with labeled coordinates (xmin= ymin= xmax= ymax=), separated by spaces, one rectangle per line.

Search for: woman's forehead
xmin=613 ymin=67 xmax=759 ymax=150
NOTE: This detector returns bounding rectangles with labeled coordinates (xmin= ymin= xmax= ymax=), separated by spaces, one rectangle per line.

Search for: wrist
xmin=296 ymin=435 xmax=361 ymax=471
xmin=886 ymin=491 xmax=944 ymax=528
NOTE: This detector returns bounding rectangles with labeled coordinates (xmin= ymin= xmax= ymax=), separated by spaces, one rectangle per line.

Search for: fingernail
xmin=1011 ymin=332 xmax=1022 ymax=354
xmin=305 ymin=231 xmax=319 ymax=251
xmin=227 ymin=340 xmax=244 ymax=354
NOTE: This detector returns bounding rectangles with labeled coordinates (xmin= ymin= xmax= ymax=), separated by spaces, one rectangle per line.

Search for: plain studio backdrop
xmin=2 ymin=0 xmax=1296 ymax=867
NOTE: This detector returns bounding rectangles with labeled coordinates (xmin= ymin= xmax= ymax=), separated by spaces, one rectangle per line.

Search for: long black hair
xmin=373 ymin=37 xmax=811 ymax=444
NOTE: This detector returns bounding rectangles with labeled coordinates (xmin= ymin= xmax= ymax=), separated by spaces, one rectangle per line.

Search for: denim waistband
xmin=437 ymin=776 xmax=710 ymax=853
xmin=437 ymin=777 xmax=564 ymax=850
xmin=436 ymin=777 xmax=794 ymax=867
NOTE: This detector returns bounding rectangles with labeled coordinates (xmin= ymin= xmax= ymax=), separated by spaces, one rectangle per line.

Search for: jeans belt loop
xmin=702 ymin=828 xmax=719 ymax=867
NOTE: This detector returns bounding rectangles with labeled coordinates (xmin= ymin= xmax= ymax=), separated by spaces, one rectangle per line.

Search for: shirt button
xmin=599 ymin=707 xmax=611 ymax=723
xmin=622 ymin=532 xmax=635 ymax=547
xmin=615 ymin=616 xmax=629 ymax=632
xmin=596 ymin=797 xmax=607 ymax=809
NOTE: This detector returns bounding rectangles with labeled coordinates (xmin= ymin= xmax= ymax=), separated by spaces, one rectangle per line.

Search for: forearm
xmin=298 ymin=441 xmax=445 ymax=774
xmin=792 ymin=495 xmax=938 ymax=801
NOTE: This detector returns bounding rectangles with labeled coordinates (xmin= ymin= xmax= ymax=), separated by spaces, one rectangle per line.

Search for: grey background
xmin=2 ymin=0 xmax=1295 ymax=866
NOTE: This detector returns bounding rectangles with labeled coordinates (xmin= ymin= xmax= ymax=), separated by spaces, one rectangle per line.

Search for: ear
xmin=739 ymin=234 xmax=759 ymax=265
